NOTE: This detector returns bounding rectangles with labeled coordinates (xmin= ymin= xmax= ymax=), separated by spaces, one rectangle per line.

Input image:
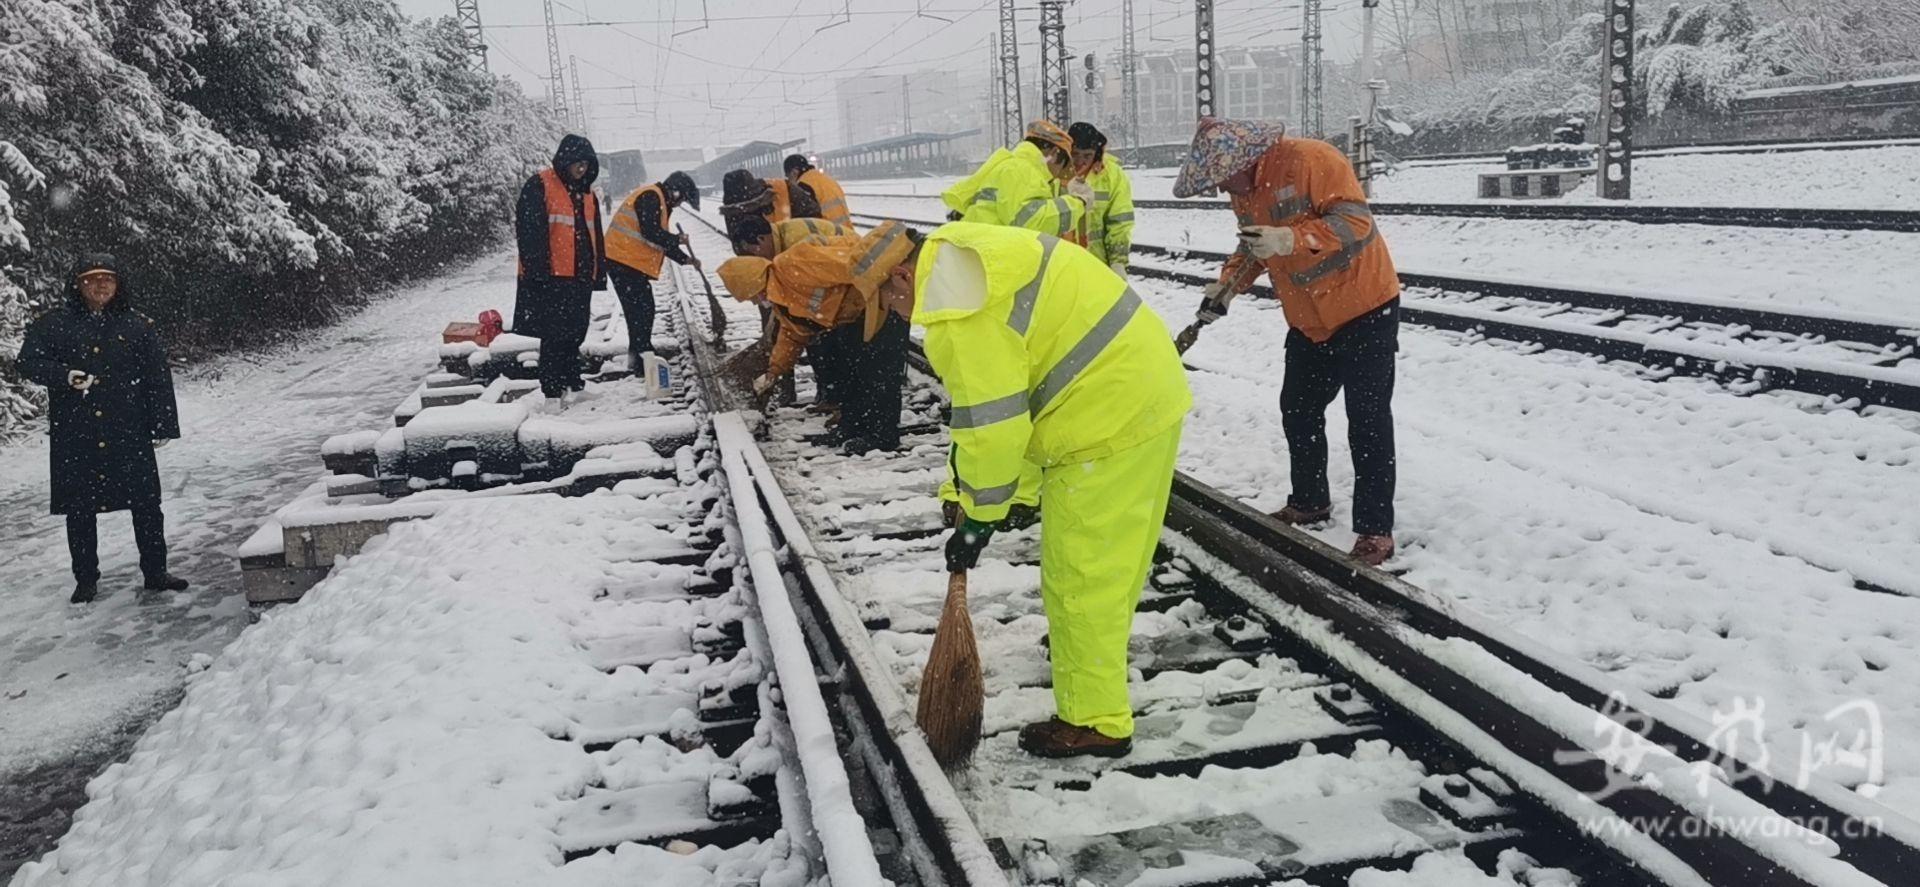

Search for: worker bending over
xmin=718 ymin=221 xmax=916 ymax=454
xmin=728 ymin=216 xmax=858 ymax=414
xmin=943 ymin=120 xmax=1093 ymax=241
xmin=873 ymin=221 xmax=1191 ymax=758
xmin=1068 ymin=122 xmax=1135 ymax=277
xmin=719 ymin=169 xmax=821 ymax=239
xmin=785 ymin=155 xmax=851 ymax=226
xmin=605 ymin=171 xmax=702 ymax=362
xmin=1174 ymin=117 xmax=1401 ymax=566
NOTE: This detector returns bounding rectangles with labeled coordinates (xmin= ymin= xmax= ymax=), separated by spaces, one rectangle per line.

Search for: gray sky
xmin=395 ymin=0 xmax=1369 ymax=154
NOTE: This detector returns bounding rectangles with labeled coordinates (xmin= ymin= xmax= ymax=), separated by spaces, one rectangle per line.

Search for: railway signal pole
xmin=1122 ymin=0 xmax=1141 ymax=145
xmin=1598 ymin=0 xmax=1636 ymax=199
xmin=1194 ymin=0 xmax=1217 ymax=120
xmin=1301 ymin=0 xmax=1325 ymax=137
xmin=998 ymin=0 xmax=1024 ymax=144
xmin=453 ymin=0 xmax=488 ymax=72
xmin=542 ymin=0 xmax=568 ymax=123
xmin=1039 ymin=1 xmax=1069 ymax=123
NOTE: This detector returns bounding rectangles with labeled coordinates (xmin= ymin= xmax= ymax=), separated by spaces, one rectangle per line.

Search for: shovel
xmin=677 ymin=224 xmax=727 ymax=343
xmin=1175 ymin=248 xmax=1267 ymax=355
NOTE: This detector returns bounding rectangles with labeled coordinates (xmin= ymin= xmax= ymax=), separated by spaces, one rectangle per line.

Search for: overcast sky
xmin=394 ymin=0 xmax=1371 ymax=154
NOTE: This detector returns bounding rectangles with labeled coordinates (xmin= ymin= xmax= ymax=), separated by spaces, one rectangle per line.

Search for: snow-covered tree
xmin=0 ymin=138 xmax=46 ymax=432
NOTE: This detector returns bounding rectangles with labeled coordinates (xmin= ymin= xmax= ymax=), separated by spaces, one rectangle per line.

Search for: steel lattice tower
xmin=1038 ymin=1 xmax=1069 ymax=124
xmin=570 ymin=55 xmax=588 ymax=136
xmin=542 ymin=0 xmax=568 ymax=121
xmin=1122 ymin=0 xmax=1140 ymax=144
xmin=1300 ymin=0 xmax=1324 ymax=136
xmin=1194 ymin=0 xmax=1216 ymax=119
xmin=998 ymin=0 xmax=1024 ymax=144
xmin=454 ymin=0 xmax=488 ymax=72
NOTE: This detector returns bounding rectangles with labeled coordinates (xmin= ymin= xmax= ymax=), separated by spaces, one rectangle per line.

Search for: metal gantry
xmin=453 ymin=0 xmax=488 ymax=72
xmin=1300 ymin=0 xmax=1325 ymax=136
xmin=1038 ymin=0 xmax=1069 ymax=124
xmin=997 ymin=0 xmax=1024 ymax=144
xmin=542 ymin=0 xmax=569 ymax=121
xmin=1194 ymin=0 xmax=1216 ymax=120
xmin=1122 ymin=0 xmax=1140 ymax=145
xmin=570 ymin=55 xmax=588 ymax=136
xmin=1599 ymin=0 xmax=1636 ymax=199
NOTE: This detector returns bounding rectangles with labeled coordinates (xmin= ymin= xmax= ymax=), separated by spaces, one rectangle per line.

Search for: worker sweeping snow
xmin=872 ymin=221 xmax=1190 ymax=758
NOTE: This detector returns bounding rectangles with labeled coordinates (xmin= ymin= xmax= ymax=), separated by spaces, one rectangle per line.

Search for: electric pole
xmin=570 ymin=55 xmax=588 ymax=137
xmin=989 ymin=33 xmax=1004 ymax=145
xmin=1599 ymin=0 xmax=1636 ymax=199
xmin=542 ymin=0 xmax=568 ymax=123
xmin=1301 ymin=0 xmax=1324 ymax=137
xmin=1352 ymin=0 xmax=1383 ymax=194
xmin=453 ymin=0 xmax=488 ymax=72
xmin=1039 ymin=0 xmax=1069 ymax=123
xmin=1194 ymin=0 xmax=1216 ymax=120
xmin=998 ymin=0 xmax=1024 ymax=144
xmin=903 ymin=74 xmax=913 ymax=134
xmin=1122 ymin=0 xmax=1140 ymax=145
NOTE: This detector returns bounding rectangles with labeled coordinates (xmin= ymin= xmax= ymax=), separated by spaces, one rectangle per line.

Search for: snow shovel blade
xmin=1174 ymin=322 xmax=1203 ymax=354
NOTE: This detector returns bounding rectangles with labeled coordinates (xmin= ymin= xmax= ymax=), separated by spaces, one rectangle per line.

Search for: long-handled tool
xmin=1174 ymin=247 xmax=1267 ymax=355
xmin=917 ymin=570 xmax=984 ymax=769
xmin=676 ymin=224 xmax=727 ymax=343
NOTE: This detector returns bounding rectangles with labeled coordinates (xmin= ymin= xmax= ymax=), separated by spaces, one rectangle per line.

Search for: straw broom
xmin=917 ymin=570 xmax=984 ymax=768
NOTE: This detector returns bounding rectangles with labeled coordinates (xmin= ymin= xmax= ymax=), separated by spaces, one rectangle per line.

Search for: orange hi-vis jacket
xmin=521 ymin=167 xmax=603 ymax=279
xmin=766 ymin=179 xmax=793 ymax=222
xmin=606 ymin=183 xmax=673 ymax=278
xmin=761 ymin=222 xmax=912 ymax=380
xmin=798 ymin=168 xmax=851 ymax=225
xmin=1218 ymin=138 xmax=1399 ymax=342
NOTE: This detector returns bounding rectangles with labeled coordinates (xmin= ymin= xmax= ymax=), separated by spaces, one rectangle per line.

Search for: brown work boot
xmin=1270 ymin=503 xmax=1333 ymax=526
xmin=1350 ymin=534 xmax=1395 ymax=567
xmin=1017 ymin=717 xmax=1132 ymax=758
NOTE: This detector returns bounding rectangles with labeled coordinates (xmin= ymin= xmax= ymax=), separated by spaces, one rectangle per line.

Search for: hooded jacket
xmin=515 ymin=134 xmax=606 ymax=285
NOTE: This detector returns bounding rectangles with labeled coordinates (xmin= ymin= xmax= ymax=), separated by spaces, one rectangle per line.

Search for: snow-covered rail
xmin=674 ymin=211 xmax=1920 ymax=886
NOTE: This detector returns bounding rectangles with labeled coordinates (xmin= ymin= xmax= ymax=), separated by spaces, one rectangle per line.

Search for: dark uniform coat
xmin=18 ymin=258 xmax=180 ymax=515
xmin=513 ymin=134 xmax=606 ymax=340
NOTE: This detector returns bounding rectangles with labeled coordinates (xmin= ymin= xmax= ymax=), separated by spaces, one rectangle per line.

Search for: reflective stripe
xmin=1005 ymin=235 xmax=1059 ymax=335
xmin=950 ymin=391 xmax=1028 ymax=430
xmin=807 ymin=287 xmax=829 ymax=315
xmin=609 ymin=220 xmax=646 ymax=240
xmin=549 ymin=213 xmax=576 ymax=226
xmin=1326 ymin=214 xmax=1359 ymax=248
xmin=1327 ymin=200 xmax=1372 ymax=221
xmin=851 ymin=223 xmax=905 ymax=278
xmin=1108 ymin=212 xmax=1135 ymax=222
xmin=969 ymin=187 xmax=999 ymax=205
xmin=820 ymin=198 xmax=847 ymax=211
xmin=956 ymin=475 xmax=1018 ymax=506
xmin=1290 ymin=229 xmax=1378 ymax=287
xmin=1053 ymin=199 xmax=1072 ymax=237
xmin=1093 ymin=190 xmax=1111 ymax=201
xmin=1011 ymin=198 xmax=1048 ymax=227
xmin=1029 ymin=286 xmax=1143 ymax=417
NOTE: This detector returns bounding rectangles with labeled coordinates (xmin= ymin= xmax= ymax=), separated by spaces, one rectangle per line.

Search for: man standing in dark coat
xmin=18 ymin=255 xmax=187 ymax=603
xmin=514 ymin=134 xmax=608 ymax=399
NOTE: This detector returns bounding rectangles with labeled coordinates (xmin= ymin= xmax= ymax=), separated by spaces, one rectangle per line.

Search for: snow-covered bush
xmin=0 ymin=0 xmax=553 ymax=433
xmin=0 ymin=138 xmax=46 ymax=433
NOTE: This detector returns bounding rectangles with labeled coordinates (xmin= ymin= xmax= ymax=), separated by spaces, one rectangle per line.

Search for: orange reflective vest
xmin=521 ymin=167 xmax=603 ymax=280
xmin=1220 ymin=138 xmax=1399 ymax=342
xmin=766 ymin=179 xmax=793 ymax=223
xmin=606 ymin=183 xmax=673 ymax=278
xmin=798 ymin=169 xmax=850 ymax=225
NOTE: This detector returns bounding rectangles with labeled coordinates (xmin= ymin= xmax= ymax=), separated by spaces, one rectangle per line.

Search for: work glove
xmin=152 ymin=439 xmax=170 ymax=449
xmin=750 ymin=374 xmax=777 ymax=397
xmin=67 ymin=370 xmax=96 ymax=392
xmin=946 ymin=210 xmax=963 ymax=222
xmin=943 ymin=516 xmax=1000 ymax=573
xmin=1237 ymin=225 xmax=1297 ymax=260
xmin=1195 ymin=282 xmax=1236 ymax=325
xmin=1065 ymin=178 xmax=1096 ymax=208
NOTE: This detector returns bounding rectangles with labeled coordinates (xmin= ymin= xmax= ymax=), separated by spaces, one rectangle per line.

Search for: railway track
xmin=666 ymin=213 xmax=1920 ymax=885
xmin=842 ymin=191 xmax=1920 ymax=234
xmin=847 ymin=210 xmax=1920 ymax=414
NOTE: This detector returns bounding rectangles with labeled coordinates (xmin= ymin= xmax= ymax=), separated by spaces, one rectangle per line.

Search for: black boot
xmin=70 ymin=580 xmax=98 ymax=604
xmin=143 ymin=574 xmax=189 ymax=592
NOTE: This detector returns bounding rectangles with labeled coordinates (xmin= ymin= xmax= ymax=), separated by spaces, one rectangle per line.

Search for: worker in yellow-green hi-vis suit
xmin=870 ymin=221 xmax=1190 ymax=758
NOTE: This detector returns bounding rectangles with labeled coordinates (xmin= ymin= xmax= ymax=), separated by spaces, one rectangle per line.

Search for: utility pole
xmin=570 ymin=55 xmax=588 ymax=137
xmin=902 ymin=74 xmax=913 ymax=134
xmin=1300 ymin=0 xmax=1324 ymax=137
xmin=989 ymin=33 xmax=1004 ymax=145
xmin=1038 ymin=0 xmax=1069 ymax=123
xmin=542 ymin=0 xmax=568 ymax=123
xmin=453 ymin=0 xmax=488 ymax=72
xmin=1351 ymin=0 xmax=1384 ymax=194
xmin=1598 ymin=0 xmax=1635 ymax=199
xmin=1194 ymin=0 xmax=1216 ymax=119
xmin=1122 ymin=0 xmax=1140 ymax=145
xmin=998 ymin=0 xmax=1023 ymax=144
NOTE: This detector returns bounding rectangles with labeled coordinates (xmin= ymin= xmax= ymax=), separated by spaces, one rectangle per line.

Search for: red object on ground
xmin=444 ymin=310 xmax=505 ymax=347
xmin=476 ymin=309 xmax=503 ymax=346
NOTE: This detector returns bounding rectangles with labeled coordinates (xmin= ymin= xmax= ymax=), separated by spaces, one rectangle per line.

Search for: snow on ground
xmin=0 ymin=255 xmax=511 ymax=870
xmin=850 ymin=144 xmax=1920 ymax=209
xmin=7 ymin=489 xmax=799 ymax=887
xmin=848 ymin=194 xmax=1920 ymax=321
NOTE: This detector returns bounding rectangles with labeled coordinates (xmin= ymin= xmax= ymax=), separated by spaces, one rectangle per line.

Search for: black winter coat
xmin=515 ymin=134 xmax=606 ymax=338
xmin=19 ymin=272 xmax=180 ymax=516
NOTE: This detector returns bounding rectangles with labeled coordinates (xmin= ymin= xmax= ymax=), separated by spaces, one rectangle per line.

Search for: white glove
xmin=1065 ymin=179 xmax=1096 ymax=207
xmin=67 ymin=370 xmax=96 ymax=392
xmin=1109 ymin=261 xmax=1128 ymax=279
xmin=152 ymin=439 xmax=170 ymax=449
xmin=750 ymin=374 xmax=776 ymax=397
xmin=1238 ymin=225 xmax=1297 ymax=260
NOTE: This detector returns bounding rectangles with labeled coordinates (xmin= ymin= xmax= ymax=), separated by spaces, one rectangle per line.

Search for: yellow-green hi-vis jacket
xmin=942 ymin=141 xmax=1086 ymax=240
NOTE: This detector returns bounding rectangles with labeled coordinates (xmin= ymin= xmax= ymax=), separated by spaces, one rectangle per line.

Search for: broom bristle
xmin=917 ymin=571 xmax=985 ymax=768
